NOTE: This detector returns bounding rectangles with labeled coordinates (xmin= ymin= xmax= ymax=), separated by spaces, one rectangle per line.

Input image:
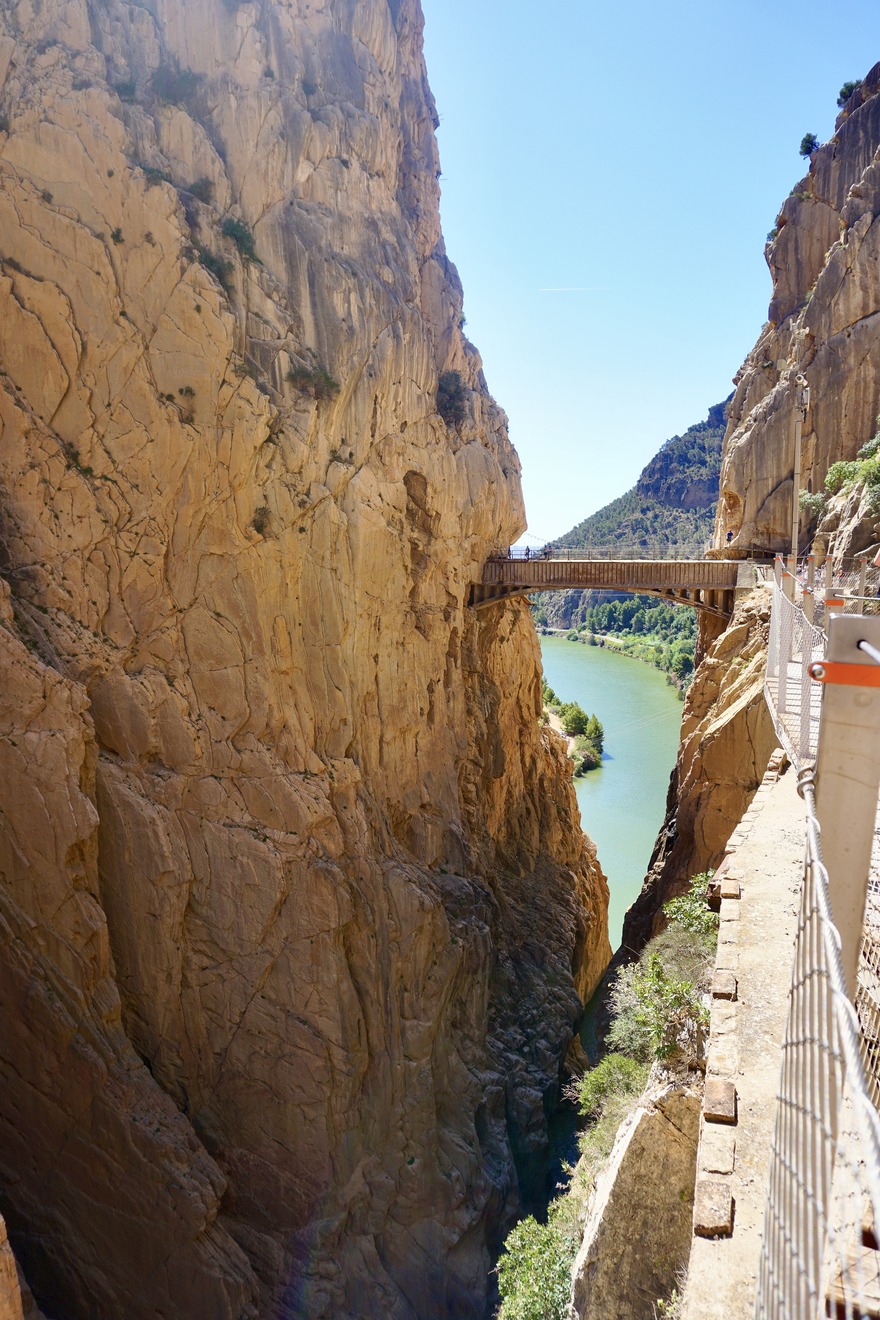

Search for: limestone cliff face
xmin=718 ymin=63 xmax=880 ymax=557
xmin=0 ymin=2 xmax=610 ymax=1316
xmin=626 ymin=66 xmax=880 ymax=941
xmin=623 ymin=590 xmax=777 ymax=947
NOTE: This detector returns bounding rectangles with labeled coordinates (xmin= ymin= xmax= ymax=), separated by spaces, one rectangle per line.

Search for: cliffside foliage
xmin=286 ymin=363 xmax=341 ymax=400
xmin=437 ymin=369 xmax=467 ymax=427
xmin=221 ymin=216 xmax=260 ymax=262
xmin=799 ymin=422 xmax=880 ymax=525
xmin=495 ymin=873 xmax=716 ymax=1320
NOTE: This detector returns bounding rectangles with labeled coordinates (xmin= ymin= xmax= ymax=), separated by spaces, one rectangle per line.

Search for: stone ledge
xmin=694 ymin=1180 xmax=734 ymax=1238
xmin=703 ymin=1079 xmax=737 ymax=1124
xmin=700 ymin=1125 xmax=736 ymax=1175
xmin=712 ymin=970 xmax=738 ymax=1000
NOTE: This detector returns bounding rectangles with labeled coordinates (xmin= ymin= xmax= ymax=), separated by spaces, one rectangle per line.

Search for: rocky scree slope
xmin=627 ymin=66 xmax=880 ymax=944
xmin=0 ymin=2 xmax=610 ymax=1317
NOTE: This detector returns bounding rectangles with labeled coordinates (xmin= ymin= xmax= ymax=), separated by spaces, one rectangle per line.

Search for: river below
xmin=539 ymin=635 xmax=683 ymax=951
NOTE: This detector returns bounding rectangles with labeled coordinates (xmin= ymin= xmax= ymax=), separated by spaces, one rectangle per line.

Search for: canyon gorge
xmin=3 ymin=0 xmax=880 ymax=1314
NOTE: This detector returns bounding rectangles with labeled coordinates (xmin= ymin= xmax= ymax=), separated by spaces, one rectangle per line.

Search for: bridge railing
xmin=757 ymin=585 xmax=880 ymax=1320
xmin=495 ymin=543 xmax=767 ymax=562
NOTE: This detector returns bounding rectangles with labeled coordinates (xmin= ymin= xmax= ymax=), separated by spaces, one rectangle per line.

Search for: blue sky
xmin=421 ymin=1 xmax=880 ymax=543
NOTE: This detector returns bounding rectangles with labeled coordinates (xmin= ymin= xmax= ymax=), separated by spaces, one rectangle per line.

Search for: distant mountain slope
xmin=556 ymin=398 xmax=730 ymax=555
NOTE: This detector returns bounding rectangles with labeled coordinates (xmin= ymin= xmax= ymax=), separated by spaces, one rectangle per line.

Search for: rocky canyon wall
xmin=0 ymin=2 xmax=610 ymax=1316
xmin=626 ymin=65 xmax=880 ymax=939
xmin=719 ymin=62 xmax=880 ymax=560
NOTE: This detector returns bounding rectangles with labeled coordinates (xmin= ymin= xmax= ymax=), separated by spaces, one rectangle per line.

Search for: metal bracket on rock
xmin=809 ymin=660 xmax=880 ymax=687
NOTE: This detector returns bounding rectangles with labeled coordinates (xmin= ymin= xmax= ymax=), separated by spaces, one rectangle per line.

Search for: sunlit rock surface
xmin=0 ymin=1 xmax=610 ymax=1315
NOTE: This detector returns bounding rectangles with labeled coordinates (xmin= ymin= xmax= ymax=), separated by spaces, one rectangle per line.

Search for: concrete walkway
xmin=683 ymin=756 xmax=806 ymax=1320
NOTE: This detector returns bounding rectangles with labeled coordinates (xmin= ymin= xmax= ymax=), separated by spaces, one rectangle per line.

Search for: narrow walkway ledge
xmin=683 ymin=753 xmax=805 ymax=1320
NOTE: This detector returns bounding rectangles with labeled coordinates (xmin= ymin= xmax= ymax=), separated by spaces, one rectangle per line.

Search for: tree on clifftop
xmin=799 ymin=132 xmax=820 ymax=157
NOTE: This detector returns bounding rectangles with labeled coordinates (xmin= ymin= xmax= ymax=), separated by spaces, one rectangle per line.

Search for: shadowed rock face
xmin=0 ymin=2 xmax=610 ymax=1316
xmin=718 ymin=62 xmax=880 ymax=557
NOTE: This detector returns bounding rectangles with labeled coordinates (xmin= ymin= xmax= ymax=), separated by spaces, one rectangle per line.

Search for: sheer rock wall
xmin=626 ymin=65 xmax=880 ymax=940
xmin=0 ymin=2 xmax=610 ymax=1315
xmin=718 ymin=63 xmax=880 ymax=557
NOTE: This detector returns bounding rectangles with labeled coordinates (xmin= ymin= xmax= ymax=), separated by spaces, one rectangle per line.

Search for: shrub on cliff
xmin=606 ymin=873 xmax=715 ymax=1064
xmin=152 ymin=63 xmax=201 ymax=107
xmin=287 ymin=364 xmax=340 ymax=401
xmin=221 ymin=216 xmax=260 ymax=263
xmin=838 ymin=80 xmax=860 ymax=107
xmin=496 ymin=1207 xmax=579 ymax=1320
xmin=576 ymin=1053 xmax=647 ymax=1119
xmin=799 ymin=132 xmax=820 ymax=158
xmin=437 ymin=369 xmax=467 ymax=427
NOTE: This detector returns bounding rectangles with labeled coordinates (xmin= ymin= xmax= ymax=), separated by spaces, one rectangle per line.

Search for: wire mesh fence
xmin=757 ymin=602 xmax=880 ymax=1320
xmin=764 ymin=583 xmax=826 ymax=768
xmin=757 ymin=770 xmax=880 ymax=1320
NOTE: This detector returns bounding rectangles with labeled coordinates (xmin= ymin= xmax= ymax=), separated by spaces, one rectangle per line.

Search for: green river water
xmin=539 ymin=635 xmax=684 ymax=951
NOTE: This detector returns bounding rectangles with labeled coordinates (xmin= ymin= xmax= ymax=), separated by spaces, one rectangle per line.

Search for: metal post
xmin=785 ymin=555 xmax=795 ymax=601
xmin=825 ymin=559 xmax=833 ymax=598
xmin=807 ymin=555 xmax=815 ymax=592
xmin=858 ymin=556 xmax=868 ymax=614
xmin=791 ymin=373 xmax=810 ymax=560
xmin=804 ymin=588 xmax=815 ymax=625
xmin=813 ymin=613 xmax=880 ymax=996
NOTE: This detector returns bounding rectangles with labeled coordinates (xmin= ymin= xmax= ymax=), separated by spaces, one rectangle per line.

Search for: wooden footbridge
xmin=470 ymin=550 xmax=746 ymax=618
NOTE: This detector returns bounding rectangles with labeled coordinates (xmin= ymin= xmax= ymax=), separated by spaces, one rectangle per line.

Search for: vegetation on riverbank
xmin=495 ymin=874 xmax=717 ymax=1320
xmin=541 ymin=682 xmax=605 ymax=773
xmin=537 ymin=595 xmax=696 ymax=693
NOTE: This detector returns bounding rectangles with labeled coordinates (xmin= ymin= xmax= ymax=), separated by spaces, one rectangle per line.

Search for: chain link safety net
xmin=758 ymin=588 xmax=880 ymax=1320
xmin=764 ymin=582 xmax=826 ymax=767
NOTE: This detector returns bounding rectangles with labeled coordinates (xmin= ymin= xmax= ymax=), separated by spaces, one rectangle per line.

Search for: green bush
xmin=838 ymin=80 xmax=860 ymax=108
xmin=799 ymin=489 xmax=827 ymax=518
xmin=287 ymin=364 xmax=340 ymax=401
xmin=607 ymin=954 xmax=708 ymax=1063
xmin=825 ymin=460 xmax=860 ymax=494
xmin=142 ymin=165 xmax=172 ymax=187
xmin=662 ymin=872 xmax=718 ymax=940
xmin=559 ymin=701 xmax=588 ymax=736
xmin=496 ymin=1207 xmax=578 ymax=1320
xmin=799 ymin=132 xmax=820 ymax=157
xmin=576 ymin=1053 xmax=648 ymax=1119
xmin=194 ymin=243 xmax=233 ymax=289
xmin=152 ymin=63 xmax=201 ymax=106
xmin=437 ymin=369 xmax=467 ymax=427
xmin=858 ymin=430 xmax=880 ymax=460
xmin=221 ymin=216 xmax=259 ymax=262
xmin=585 ymin=714 xmax=604 ymax=753
xmin=114 ymin=78 xmax=137 ymax=102
xmin=188 ymin=177 xmax=214 ymax=203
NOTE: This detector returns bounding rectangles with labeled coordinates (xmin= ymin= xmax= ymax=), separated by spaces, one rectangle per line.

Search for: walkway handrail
xmin=757 ymin=591 xmax=880 ymax=1320
xmin=493 ymin=545 xmax=772 ymax=562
